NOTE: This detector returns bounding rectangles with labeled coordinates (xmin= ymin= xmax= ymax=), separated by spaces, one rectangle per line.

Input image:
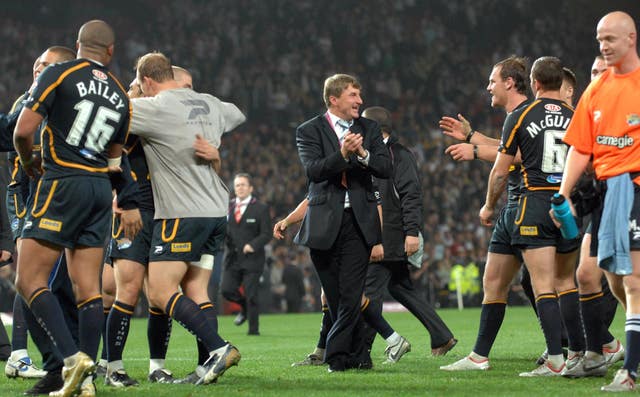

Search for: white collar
xmin=327 ymin=111 xmax=352 ymax=130
xmin=236 ymin=195 xmax=252 ymax=206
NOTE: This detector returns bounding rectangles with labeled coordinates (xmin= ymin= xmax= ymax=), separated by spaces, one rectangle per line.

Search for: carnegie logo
xmin=520 ymin=226 xmax=538 ymax=236
xmin=596 ymin=134 xmax=634 ymax=148
xmin=171 ymin=242 xmax=192 ymax=253
xmin=39 ymin=218 xmax=62 ymax=232
xmin=627 ymin=114 xmax=640 ymax=126
xmin=92 ymin=69 xmax=108 ymax=81
xmin=544 ymin=104 xmax=561 ymax=112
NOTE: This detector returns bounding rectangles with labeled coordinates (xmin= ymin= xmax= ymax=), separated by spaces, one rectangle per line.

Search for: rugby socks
xmin=106 ymin=300 xmax=134 ymax=364
xmin=361 ymin=298 xmax=394 ymax=339
xmin=558 ymin=288 xmax=585 ymax=352
xmin=100 ymin=306 xmax=111 ymax=364
xmin=11 ymin=294 xmax=28 ymax=351
xmin=165 ymin=292 xmax=225 ymax=351
xmin=78 ymin=295 xmax=103 ymax=361
xmin=317 ymin=304 xmax=332 ymax=349
xmin=624 ymin=315 xmax=640 ymax=379
xmin=148 ymin=307 xmax=172 ymax=372
xmin=579 ymin=291 xmax=605 ymax=354
xmin=536 ymin=293 xmax=563 ymax=356
xmin=28 ymin=288 xmax=77 ymax=358
xmin=195 ymin=302 xmax=218 ymax=365
xmin=473 ymin=301 xmax=506 ymax=357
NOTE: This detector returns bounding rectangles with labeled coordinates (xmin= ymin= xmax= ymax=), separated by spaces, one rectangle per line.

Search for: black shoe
xmin=23 ymin=369 xmax=63 ymax=395
xmin=105 ymin=369 xmax=139 ymax=387
xmin=247 ymin=331 xmax=260 ymax=336
xmin=148 ymin=368 xmax=174 ymax=383
xmin=173 ymin=371 xmax=200 ymax=384
xmin=233 ymin=312 xmax=246 ymax=326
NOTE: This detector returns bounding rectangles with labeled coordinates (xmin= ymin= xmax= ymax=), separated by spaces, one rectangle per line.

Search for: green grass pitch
xmin=1 ymin=306 xmax=625 ymax=396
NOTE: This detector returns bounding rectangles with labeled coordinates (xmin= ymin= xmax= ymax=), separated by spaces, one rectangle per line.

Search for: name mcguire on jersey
xmin=526 ymin=114 xmax=571 ymax=138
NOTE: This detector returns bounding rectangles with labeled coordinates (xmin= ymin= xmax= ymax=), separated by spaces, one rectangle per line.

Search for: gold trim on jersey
xmin=31 ymin=179 xmax=58 ymax=217
xmin=161 ymin=219 xmax=180 ymax=242
xmin=502 ymin=100 xmax=541 ymax=151
xmin=31 ymin=62 xmax=90 ymax=112
xmin=44 ymin=126 xmax=108 ymax=173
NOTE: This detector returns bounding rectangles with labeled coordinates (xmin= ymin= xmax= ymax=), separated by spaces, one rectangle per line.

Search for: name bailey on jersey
xmin=75 ymin=78 xmax=126 ymax=110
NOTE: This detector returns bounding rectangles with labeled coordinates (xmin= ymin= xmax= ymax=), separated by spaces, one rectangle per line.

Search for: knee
xmin=115 ymin=282 xmax=141 ymax=306
xmin=576 ymin=263 xmax=599 ymax=292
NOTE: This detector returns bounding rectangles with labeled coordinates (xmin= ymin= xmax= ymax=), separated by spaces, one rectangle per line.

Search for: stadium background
xmin=0 ymin=0 xmax=639 ymax=313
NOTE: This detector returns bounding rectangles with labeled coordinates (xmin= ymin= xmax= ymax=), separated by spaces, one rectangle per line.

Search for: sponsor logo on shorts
xmin=171 ymin=242 xmax=192 ymax=253
xmin=519 ymin=226 xmax=538 ymax=236
xmin=39 ymin=218 xmax=62 ymax=232
xmin=11 ymin=218 xmax=20 ymax=232
xmin=24 ymin=221 xmax=33 ymax=230
xmin=630 ymin=220 xmax=640 ymax=240
xmin=627 ymin=114 xmax=640 ymax=127
xmin=154 ymin=245 xmax=164 ymax=254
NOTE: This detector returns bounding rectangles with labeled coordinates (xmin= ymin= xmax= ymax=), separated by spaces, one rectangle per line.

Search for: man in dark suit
xmin=361 ymin=106 xmax=457 ymax=361
xmin=294 ymin=74 xmax=392 ymax=372
xmin=222 ymin=173 xmax=271 ymax=335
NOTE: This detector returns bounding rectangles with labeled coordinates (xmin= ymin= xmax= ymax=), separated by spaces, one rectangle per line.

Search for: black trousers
xmin=363 ymin=260 xmax=453 ymax=349
xmin=221 ymin=266 xmax=261 ymax=334
xmin=310 ymin=209 xmax=371 ymax=370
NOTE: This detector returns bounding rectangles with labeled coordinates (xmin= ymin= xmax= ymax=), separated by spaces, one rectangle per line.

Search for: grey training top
xmin=130 ymin=88 xmax=246 ymax=219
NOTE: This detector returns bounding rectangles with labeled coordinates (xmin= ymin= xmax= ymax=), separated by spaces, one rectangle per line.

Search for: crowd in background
xmin=1 ymin=0 xmax=636 ymax=313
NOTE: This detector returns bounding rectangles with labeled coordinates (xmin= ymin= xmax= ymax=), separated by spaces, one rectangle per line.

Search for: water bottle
xmin=550 ymin=193 xmax=579 ymax=239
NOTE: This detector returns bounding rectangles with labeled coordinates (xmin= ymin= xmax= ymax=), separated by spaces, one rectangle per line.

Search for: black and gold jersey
xmin=124 ymin=135 xmax=154 ymax=211
xmin=499 ymin=98 xmax=573 ymax=191
xmin=24 ymin=58 xmax=131 ymax=179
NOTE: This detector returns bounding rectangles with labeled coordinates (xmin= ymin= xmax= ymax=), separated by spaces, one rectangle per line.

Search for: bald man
xmin=13 ymin=20 xmax=133 ymax=397
xmin=556 ymin=11 xmax=640 ymax=392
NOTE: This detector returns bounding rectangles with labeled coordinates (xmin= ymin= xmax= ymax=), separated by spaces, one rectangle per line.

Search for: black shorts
xmin=512 ymin=191 xmax=580 ymax=252
xmin=6 ymin=183 xmax=28 ymax=241
xmin=488 ymin=204 xmax=522 ymax=260
xmin=109 ymin=209 xmax=154 ymax=265
xmin=21 ymin=176 xmax=112 ymax=248
xmin=149 ymin=217 xmax=226 ymax=263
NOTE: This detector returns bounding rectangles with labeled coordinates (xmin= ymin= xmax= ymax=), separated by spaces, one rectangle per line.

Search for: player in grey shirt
xmin=129 ymin=52 xmax=245 ymax=385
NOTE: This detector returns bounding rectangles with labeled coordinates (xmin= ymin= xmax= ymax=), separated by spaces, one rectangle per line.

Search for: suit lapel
xmin=320 ymin=114 xmax=340 ymax=152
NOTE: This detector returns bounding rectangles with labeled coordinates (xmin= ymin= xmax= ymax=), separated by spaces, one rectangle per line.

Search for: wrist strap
xmin=473 ymin=145 xmax=479 ymax=160
xmin=465 ymin=130 xmax=476 ymax=143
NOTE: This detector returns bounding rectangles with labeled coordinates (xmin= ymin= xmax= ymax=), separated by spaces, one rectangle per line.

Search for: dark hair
xmin=362 ymin=106 xmax=393 ymax=133
xmin=494 ymin=56 xmax=528 ymax=95
xmin=531 ymin=56 xmax=563 ymax=91
xmin=234 ymin=172 xmax=252 ymax=185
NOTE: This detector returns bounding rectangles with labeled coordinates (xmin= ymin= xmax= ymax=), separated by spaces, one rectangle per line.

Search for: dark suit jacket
xmin=377 ymin=133 xmax=423 ymax=261
xmin=294 ymin=113 xmax=392 ymax=250
xmin=224 ymin=197 xmax=271 ymax=272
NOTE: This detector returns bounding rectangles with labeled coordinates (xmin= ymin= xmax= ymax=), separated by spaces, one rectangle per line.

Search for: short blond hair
xmin=136 ymin=52 xmax=173 ymax=83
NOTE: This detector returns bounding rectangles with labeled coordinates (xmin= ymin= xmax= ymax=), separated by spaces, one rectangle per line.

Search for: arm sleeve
xmin=249 ymin=203 xmax=272 ymax=250
xmin=498 ymin=111 xmax=520 ymax=156
xmin=394 ymin=147 xmax=422 ymax=236
xmin=109 ymin=152 xmax=140 ymax=210
xmin=129 ymin=98 xmax=160 ymax=137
